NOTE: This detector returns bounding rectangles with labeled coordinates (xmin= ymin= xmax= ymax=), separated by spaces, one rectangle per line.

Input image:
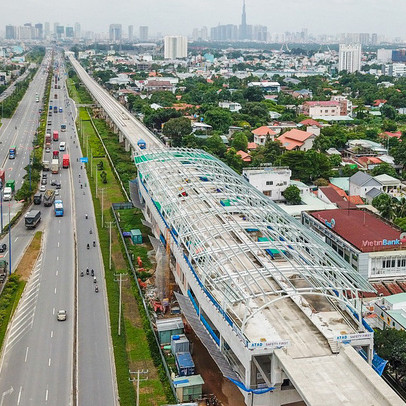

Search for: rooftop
xmin=309 ymin=209 xmax=405 ymax=253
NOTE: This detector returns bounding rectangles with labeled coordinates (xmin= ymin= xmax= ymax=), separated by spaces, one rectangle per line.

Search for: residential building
xmin=243 ymin=166 xmax=291 ymax=200
xmin=277 ymin=129 xmax=316 ymax=151
xmin=392 ymin=49 xmax=406 ymax=63
xmin=34 ymin=23 xmax=43 ymax=39
xmin=302 ymin=101 xmax=341 ymax=118
xmin=349 ymin=171 xmax=382 ymax=198
xmin=109 ymin=24 xmax=122 ymax=41
xmin=139 ymin=26 xmax=148 ymax=41
xmin=302 ymin=209 xmax=406 ymax=279
xmin=65 ymin=27 xmax=74 ymax=38
xmin=218 ymin=101 xmax=242 ymax=112
xmin=251 ymin=126 xmax=277 ymax=145
xmin=375 ymin=293 xmax=406 ymax=331
xmin=338 ymin=44 xmax=362 ymax=73
xmin=144 ymin=80 xmax=174 ymax=92
xmin=210 ymin=24 xmax=238 ymax=41
xmin=164 ymin=36 xmax=188 ymax=59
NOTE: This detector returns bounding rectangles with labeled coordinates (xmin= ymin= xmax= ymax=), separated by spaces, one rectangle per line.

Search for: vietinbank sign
xmin=362 ymin=238 xmax=405 ymax=248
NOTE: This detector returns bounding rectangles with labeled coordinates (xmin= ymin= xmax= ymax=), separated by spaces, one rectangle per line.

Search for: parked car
xmin=0 ymin=244 xmax=6 ymax=253
xmin=40 ymin=185 xmax=46 ymax=192
xmin=55 ymin=181 xmax=61 ymax=189
xmin=41 ymin=178 xmax=47 ymax=185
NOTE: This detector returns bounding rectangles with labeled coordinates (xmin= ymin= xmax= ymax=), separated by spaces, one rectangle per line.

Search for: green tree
xmin=282 ymin=185 xmax=301 ymax=205
xmin=242 ymin=86 xmax=264 ymax=102
xmin=371 ymin=163 xmax=399 ymax=178
xmin=150 ymin=91 xmax=177 ymax=107
xmin=372 ymin=193 xmax=396 ymax=220
xmin=329 ymin=154 xmax=342 ymax=167
xmin=162 ymin=117 xmax=192 ymax=147
xmin=204 ymin=108 xmax=233 ymax=133
xmin=381 ymin=104 xmax=397 ymax=120
xmin=240 ymin=102 xmax=269 ymax=125
xmin=231 ymin=132 xmax=248 ymax=152
xmin=223 ymin=147 xmax=244 ymax=173
xmin=374 ymin=328 xmax=406 ymax=384
xmin=205 ymin=135 xmax=227 ymax=157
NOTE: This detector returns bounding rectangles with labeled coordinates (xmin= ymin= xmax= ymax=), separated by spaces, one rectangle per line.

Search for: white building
xmin=242 ymin=166 xmax=291 ymax=200
xmin=164 ymin=36 xmax=188 ymax=59
xmin=338 ymin=44 xmax=362 ymax=73
xmin=377 ymin=48 xmax=393 ymax=63
xmin=218 ymin=101 xmax=242 ymax=112
xmin=375 ymin=293 xmax=406 ymax=331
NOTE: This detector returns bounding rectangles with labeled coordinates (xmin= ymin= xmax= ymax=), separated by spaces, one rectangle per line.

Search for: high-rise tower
xmin=239 ymin=0 xmax=247 ymax=40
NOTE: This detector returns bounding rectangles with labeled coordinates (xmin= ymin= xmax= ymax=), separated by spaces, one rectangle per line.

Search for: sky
xmin=1 ymin=0 xmax=405 ymax=38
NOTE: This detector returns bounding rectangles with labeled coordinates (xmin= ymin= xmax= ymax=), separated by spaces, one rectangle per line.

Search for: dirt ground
xmin=188 ymin=330 xmax=246 ymax=406
xmin=15 ymin=232 xmax=42 ymax=281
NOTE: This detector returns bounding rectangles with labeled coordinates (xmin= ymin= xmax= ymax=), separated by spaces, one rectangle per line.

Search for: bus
xmin=54 ymin=199 xmax=64 ymax=217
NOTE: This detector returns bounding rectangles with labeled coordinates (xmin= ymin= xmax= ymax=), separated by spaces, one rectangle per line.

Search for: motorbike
xmin=90 ymin=229 xmax=92 ymax=234
xmin=93 ymin=241 xmax=96 ymax=247
xmin=91 ymin=269 xmax=94 ymax=276
xmin=85 ymin=214 xmax=88 ymax=219
xmin=87 ymin=243 xmax=90 ymax=249
xmin=80 ymin=271 xmax=84 ymax=277
xmin=95 ymin=285 xmax=99 ymax=293
xmin=93 ymin=277 xmax=97 ymax=283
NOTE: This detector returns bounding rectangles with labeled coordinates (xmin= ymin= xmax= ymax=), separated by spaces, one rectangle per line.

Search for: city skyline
xmin=0 ymin=0 xmax=405 ymax=39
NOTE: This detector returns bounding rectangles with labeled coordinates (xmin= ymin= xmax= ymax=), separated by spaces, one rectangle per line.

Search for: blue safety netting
xmin=228 ymin=377 xmax=275 ymax=394
xmin=357 ymin=348 xmax=388 ymax=376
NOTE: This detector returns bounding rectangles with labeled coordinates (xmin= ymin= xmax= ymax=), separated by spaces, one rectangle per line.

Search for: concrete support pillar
xmin=124 ymin=138 xmax=130 ymax=152
xmin=119 ymin=132 xmax=124 ymax=143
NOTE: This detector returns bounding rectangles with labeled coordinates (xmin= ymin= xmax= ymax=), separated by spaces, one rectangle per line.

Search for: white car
xmin=57 ymin=310 xmax=67 ymax=321
xmin=40 ymin=185 xmax=46 ymax=192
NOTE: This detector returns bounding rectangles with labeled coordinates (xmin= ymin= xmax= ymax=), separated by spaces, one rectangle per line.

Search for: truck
xmin=9 ymin=146 xmax=16 ymax=159
xmin=54 ymin=200 xmax=64 ymax=217
xmin=45 ymin=134 xmax=51 ymax=149
xmin=2 ymin=187 xmax=12 ymax=201
xmin=43 ymin=189 xmax=55 ymax=206
xmin=33 ymin=192 xmax=42 ymax=205
xmin=53 ymin=150 xmax=59 ymax=159
xmin=51 ymin=159 xmax=59 ymax=174
xmin=137 ymin=139 xmax=147 ymax=150
xmin=53 ymin=131 xmax=59 ymax=142
xmin=61 ymin=124 xmax=66 ymax=132
xmin=5 ymin=180 xmax=15 ymax=192
xmin=25 ymin=210 xmax=41 ymax=229
xmin=62 ymin=154 xmax=70 ymax=169
xmin=43 ymin=160 xmax=50 ymax=171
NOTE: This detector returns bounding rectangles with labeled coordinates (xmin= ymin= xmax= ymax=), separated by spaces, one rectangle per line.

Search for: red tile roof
xmin=247 ymin=142 xmax=258 ymax=150
xmin=373 ymin=99 xmax=387 ymax=106
xmin=304 ymin=101 xmax=340 ymax=107
xmin=309 ymin=209 xmax=405 ymax=253
xmin=383 ymin=131 xmax=402 ymax=139
xmin=347 ymin=195 xmax=364 ymax=205
xmin=357 ymin=156 xmax=382 ymax=167
xmin=236 ymin=150 xmax=252 ymax=162
xmin=300 ymin=119 xmax=322 ymax=128
xmin=252 ymin=126 xmax=277 ymax=136
xmin=277 ymin=129 xmax=314 ymax=150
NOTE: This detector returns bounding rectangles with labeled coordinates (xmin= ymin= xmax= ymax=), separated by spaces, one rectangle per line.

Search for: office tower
xmin=239 ymin=0 xmax=247 ymax=40
xmin=371 ymin=33 xmax=378 ymax=45
xmin=18 ymin=26 xmax=32 ymax=40
xmin=253 ymin=25 xmax=267 ymax=42
xmin=66 ymin=27 xmax=74 ymax=38
xmin=74 ymin=22 xmax=81 ymax=39
xmin=359 ymin=33 xmax=370 ymax=46
xmin=34 ymin=23 xmax=43 ymax=39
xmin=164 ymin=36 xmax=188 ymax=59
xmin=139 ymin=26 xmax=148 ymax=41
xmin=338 ymin=44 xmax=362 ymax=73
xmin=200 ymin=26 xmax=208 ymax=41
xmin=56 ymin=25 xmax=65 ymax=39
xmin=128 ymin=25 xmax=134 ymax=41
xmin=5 ymin=25 xmax=16 ymax=40
xmin=54 ymin=22 xmax=59 ymax=35
xmin=211 ymin=25 xmax=238 ymax=41
xmin=44 ymin=22 xmax=50 ymax=37
xmin=109 ymin=24 xmax=122 ymax=41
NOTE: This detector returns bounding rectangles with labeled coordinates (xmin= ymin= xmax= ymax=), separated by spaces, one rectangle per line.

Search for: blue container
xmin=175 ymin=352 xmax=195 ymax=376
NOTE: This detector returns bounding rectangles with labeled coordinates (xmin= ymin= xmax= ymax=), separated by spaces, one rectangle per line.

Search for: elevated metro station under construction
xmin=135 ymin=148 xmax=403 ymax=406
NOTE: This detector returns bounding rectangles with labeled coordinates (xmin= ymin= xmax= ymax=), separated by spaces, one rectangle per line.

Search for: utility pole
xmin=8 ymin=202 xmax=11 ymax=275
xmin=107 ymin=221 xmax=114 ymax=270
xmin=114 ymin=273 xmax=128 ymax=336
xmin=129 ymin=369 xmax=149 ymax=406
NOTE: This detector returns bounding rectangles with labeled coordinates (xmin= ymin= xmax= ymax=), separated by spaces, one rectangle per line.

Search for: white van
xmin=59 ymin=142 xmax=66 ymax=151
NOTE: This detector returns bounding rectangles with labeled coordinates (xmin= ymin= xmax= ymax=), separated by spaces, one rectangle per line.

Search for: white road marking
xmin=55 ymin=270 xmax=58 ymax=276
xmin=57 ymin=242 xmax=59 ymax=248
xmin=17 ymin=386 xmax=22 ymax=405
xmin=54 ymin=287 xmax=56 ymax=294
xmin=52 ymin=308 xmax=55 ymax=315
xmin=24 ymin=347 xmax=29 ymax=363
xmin=50 ymin=330 xmax=53 ymax=338
xmin=45 ymin=389 xmax=48 ymax=401
xmin=14 ymin=237 xmax=18 ymax=242
xmin=56 ymin=256 xmax=59 ymax=261
xmin=48 ymin=358 xmax=51 ymax=367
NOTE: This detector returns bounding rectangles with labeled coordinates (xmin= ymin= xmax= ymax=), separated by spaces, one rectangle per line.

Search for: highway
xmin=0 ymin=66 xmax=31 ymax=103
xmin=0 ymin=52 xmax=75 ymax=405
xmin=61 ymin=59 xmax=118 ymax=405
xmin=0 ymin=51 xmax=52 ymax=271
xmin=68 ymin=54 xmax=162 ymax=151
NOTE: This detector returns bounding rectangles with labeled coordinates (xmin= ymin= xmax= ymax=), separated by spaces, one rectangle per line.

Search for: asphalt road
xmin=62 ymin=57 xmax=118 ymax=406
xmin=0 ymin=51 xmax=117 ymax=406
xmin=0 ymin=55 xmax=51 ymax=225
xmin=0 ymin=52 xmax=75 ymax=405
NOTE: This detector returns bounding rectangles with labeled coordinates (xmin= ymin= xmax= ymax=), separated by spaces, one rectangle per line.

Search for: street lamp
xmin=8 ymin=202 xmax=11 ymax=275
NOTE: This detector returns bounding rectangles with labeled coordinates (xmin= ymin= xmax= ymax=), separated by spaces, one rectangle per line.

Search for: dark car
xmin=55 ymin=181 xmax=61 ymax=189
xmin=0 ymin=244 xmax=6 ymax=253
xmin=51 ymin=179 xmax=57 ymax=186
